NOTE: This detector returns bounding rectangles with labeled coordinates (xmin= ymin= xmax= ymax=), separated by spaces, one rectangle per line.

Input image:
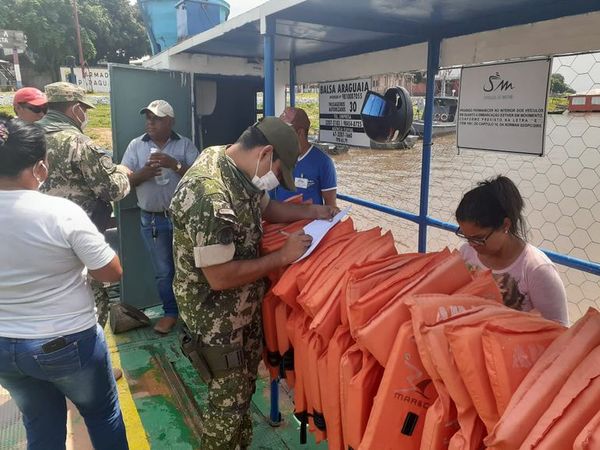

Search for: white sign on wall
xmin=457 ymin=58 xmax=551 ymax=155
xmin=59 ymin=67 xmax=110 ymax=93
xmin=319 ymin=78 xmax=371 ymax=147
xmin=0 ymin=30 xmax=26 ymax=52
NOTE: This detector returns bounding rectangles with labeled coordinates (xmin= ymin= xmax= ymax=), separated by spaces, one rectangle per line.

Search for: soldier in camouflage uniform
xmin=171 ymin=117 xmax=338 ymax=450
xmin=38 ymin=82 xmax=131 ymax=328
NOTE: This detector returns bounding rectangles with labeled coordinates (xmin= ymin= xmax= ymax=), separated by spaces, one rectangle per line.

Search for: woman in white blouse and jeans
xmin=455 ymin=175 xmax=568 ymax=326
xmin=0 ymin=117 xmax=129 ymax=450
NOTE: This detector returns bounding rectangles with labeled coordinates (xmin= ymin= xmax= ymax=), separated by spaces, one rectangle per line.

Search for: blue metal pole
xmin=289 ymin=56 xmax=296 ymax=107
xmin=263 ymin=17 xmax=275 ymax=117
xmin=269 ymin=380 xmax=281 ymax=426
xmin=418 ymin=39 xmax=440 ymax=253
xmin=263 ymin=16 xmax=281 ymax=426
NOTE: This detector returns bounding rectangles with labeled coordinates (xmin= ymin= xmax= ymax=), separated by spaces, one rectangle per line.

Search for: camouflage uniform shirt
xmin=38 ymin=110 xmax=130 ymax=215
xmin=170 ymin=146 xmax=268 ymax=337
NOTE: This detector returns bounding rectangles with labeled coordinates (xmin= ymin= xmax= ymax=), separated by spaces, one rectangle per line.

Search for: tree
xmin=80 ymin=0 xmax=150 ymax=64
xmin=550 ymin=73 xmax=576 ymax=95
xmin=0 ymin=0 xmax=149 ymax=80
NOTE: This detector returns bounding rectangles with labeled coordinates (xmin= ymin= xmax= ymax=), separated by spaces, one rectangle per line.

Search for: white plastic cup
xmin=150 ymin=148 xmax=169 ymax=185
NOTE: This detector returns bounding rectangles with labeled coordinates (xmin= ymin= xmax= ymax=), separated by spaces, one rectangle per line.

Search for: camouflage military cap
xmin=255 ymin=116 xmax=299 ymax=192
xmin=44 ymin=82 xmax=95 ymax=109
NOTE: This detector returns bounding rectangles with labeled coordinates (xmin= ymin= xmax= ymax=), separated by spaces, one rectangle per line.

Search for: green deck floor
xmin=0 ymin=387 xmax=26 ymax=450
xmin=0 ymin=303 xmax=326 ymax=449
xmin=115 ymin=306 xmax=327 ymax=449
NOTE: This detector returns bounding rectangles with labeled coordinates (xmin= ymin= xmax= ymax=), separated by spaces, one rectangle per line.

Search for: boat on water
xmin=311 ymin=136 xmax=417 ymax=152
xmin=309 ymin=139 xmax=349 ymax=155
xmin=369 ymin=133 xmax=418 ymax=150
xmin=412 ymin=96 xmax=458 ymax=136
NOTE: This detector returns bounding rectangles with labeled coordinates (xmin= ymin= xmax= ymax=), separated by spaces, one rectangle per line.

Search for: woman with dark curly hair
xmin=455 ymin=175 xmax=568 ymax=326
xmin=0 ymin=118 xmax=129 ymax=450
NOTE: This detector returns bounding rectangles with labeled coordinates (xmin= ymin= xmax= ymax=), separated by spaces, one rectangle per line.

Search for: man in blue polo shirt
xmin=271 ymin=107 xmax=337 ymax=206
xmin=121 ymin=100 xmax=199 ymax=334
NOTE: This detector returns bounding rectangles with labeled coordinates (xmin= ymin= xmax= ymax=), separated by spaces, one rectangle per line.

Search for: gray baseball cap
xmin=140 ymin=99 xmax=175 ymax=118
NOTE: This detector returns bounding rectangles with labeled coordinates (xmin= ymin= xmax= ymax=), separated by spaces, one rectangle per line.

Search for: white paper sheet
xmin=293 ymin=206 xmax=351 ymax=263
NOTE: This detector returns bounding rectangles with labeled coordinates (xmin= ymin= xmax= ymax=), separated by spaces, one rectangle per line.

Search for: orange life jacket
xmin=346 ymin=250 xmax=450 ymax=336
xmin=272 ymin=218 xmax=355 ymax=307
xmin=521 ymin=349 xmax=600 ymax=449
xmin=281 ymin=227 xmax=395 ymax=444
xmin=354 ymin=252 xmax=474 ymax=367
xmin=309 ymin=231 xmax=398 ymax=341
xmin=573 ymin=408 xmax=600 ymax=450
xmin=324 ymin=326 xmax=354 ymax=450
xmin=445 ymin=313 xmax=563 ymax=434
xmin=316 ymin=345 xmax=331 ymax=442
xmin=262 ymin=290 xmax=282 ymax=380
xmin=480 ymin=317 xmax=565 ymax=419
xmin=260 ymin=216 xmax=323 ymax=381
xmin=340 ymin=344 xmax=384 ymax=450
xmin=420 ymin=306 xmax=520 ymax=450
xmin=287 ymin=309 xmax=312 ymax=442
xmin=305 ymin=330 xmax=328 ymax=443
xmin=341 ymin=252 xmax=424 ymax=326
xmin=485 ymin=308 xmax=600 ymax=450
xmin=297 ymin=227 xmax=386 ymax=317
xmin=406 ymin=294 xmax=503 ymax=450
xmin=451 ymin=269 xmax=502 ymax=303
xmin=360 ymin=320 xmax=439 ymax=450
xmin=260 ymin=219 xmax=312 ymax=254
xmin=275 ymin=302 xmax=295 ymax=387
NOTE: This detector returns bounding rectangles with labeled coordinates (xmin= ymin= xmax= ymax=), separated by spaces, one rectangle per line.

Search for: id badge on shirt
xmin=295 ymin=177 xmax=309 ymax=189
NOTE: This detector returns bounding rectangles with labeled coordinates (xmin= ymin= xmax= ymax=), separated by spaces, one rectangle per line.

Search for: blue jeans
xmin=0 ymin=325 xmax=128 ymax=450
xmin=140 ymin=211 xmax=178 ymax=317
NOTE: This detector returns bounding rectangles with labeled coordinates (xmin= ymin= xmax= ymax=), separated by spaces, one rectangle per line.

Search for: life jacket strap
xmin=282 ymin=348 xmax=295 ymax=371
xmin=266 ymin=350 xmax=281 ymax=368
xmin=312 ymin=410 xmax=326 ymax=431
xmin=294 ymin=411 xmax=308 ymax=444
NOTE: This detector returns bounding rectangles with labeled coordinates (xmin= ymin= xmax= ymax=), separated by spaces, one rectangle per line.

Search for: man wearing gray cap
xmin=171 ymin=117 xmax=338 ymax=449
xmin=121 ymin=99 xmax=198 ymax=334
xmin=38 ymin=82 xmax=131 ymax=348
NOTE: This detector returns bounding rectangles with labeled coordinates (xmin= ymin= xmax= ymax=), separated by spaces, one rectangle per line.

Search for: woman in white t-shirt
xmin=455 ymin=175 xmax=569 ymax=326
xmin=0 ymin=118 xmax=129 ymax=450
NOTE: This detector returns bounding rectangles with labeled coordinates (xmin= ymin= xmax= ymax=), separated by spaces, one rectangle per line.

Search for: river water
xmin=329 ymin=114 xmax=600 ymax=323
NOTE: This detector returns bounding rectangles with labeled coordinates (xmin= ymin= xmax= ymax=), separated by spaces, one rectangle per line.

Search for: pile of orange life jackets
xmin=260 ymin=215 xmax=598 ymax=450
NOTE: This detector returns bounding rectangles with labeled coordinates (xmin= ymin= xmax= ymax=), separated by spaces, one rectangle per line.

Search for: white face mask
xmin=72 ymin=104 xmax=88 ymax=130
xmin=252 ymin=151 xmax=280 ymax=191
xmin=32 ymin=160 xmax=48 ymax=189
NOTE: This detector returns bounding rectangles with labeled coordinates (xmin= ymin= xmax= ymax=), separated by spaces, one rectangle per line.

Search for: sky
xmin=228 ymin=0 xmax=269 ymax=18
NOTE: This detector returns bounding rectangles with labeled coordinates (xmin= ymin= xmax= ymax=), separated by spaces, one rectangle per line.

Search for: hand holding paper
xmin=293 ymin=206 xmax=351 ymax=263
xmin=312 ymin=204 xmax=340 ymax=221
xmin=278 ymin=229 xmax=313 ymax=264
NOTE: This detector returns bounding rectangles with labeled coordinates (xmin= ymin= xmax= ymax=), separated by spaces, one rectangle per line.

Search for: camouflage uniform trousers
xmin=91 ymin=279 xmax=110 ymax=328
xmin=199 ymin=310 xmax=263 ymax=450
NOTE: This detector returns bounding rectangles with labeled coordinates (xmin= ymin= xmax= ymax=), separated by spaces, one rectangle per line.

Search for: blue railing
xmin=338 ymin=193 xmax=600 ymax=277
